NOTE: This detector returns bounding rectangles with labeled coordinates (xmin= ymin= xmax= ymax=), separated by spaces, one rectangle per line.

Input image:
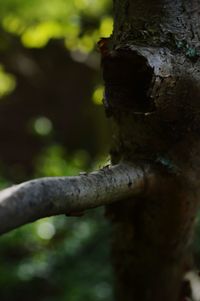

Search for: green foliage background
xmin=0 ymin=0 xmax=112 ymax=49
xmin=0 ymin=0 xmax=114 ymax=300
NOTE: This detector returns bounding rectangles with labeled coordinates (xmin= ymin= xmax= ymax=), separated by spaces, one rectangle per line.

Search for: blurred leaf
xmin=99 ymin=16 xmax=113 ymax=37
xmin=0 ymin=65 xmax=16 ymax=98
xmin=21 ymin=21 xmax=66 ymax=48
xmin=92 ymin=85 xmax=104 ymax=105
xmin=34 ymin=145 xmax=90 ymax=177
xmin=0 ymin=0 xmax=112 ymax=50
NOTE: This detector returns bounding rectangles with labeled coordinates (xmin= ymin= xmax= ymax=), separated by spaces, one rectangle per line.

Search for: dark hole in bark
xmin=102 ymin=49 xmax=155 ymax=113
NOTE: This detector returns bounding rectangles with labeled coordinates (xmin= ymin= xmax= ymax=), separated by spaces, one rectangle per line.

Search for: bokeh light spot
xmin=37 ymin=221 xmax=56 ymax=240
xmin=92 ymin=86 xmax=104 ymax=105
xmin=33 ymin=116 xmax=53 ymax=136
xmin=0 ymin=65 xmax=16 ymax=98
xmin=94 ymin=282 xmax=112 ymax=299
xmin=100 ymin=17 xmax=113 ymax=37
xmin=21 ymin=21 xmax=64 ymax=48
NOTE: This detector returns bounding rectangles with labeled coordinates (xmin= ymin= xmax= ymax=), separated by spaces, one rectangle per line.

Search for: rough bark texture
xmin=101 ymin=1 xmax=200 ymax=300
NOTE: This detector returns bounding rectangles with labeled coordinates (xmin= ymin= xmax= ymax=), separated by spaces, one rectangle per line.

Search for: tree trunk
xmin=102 ymin=1 xmax=200 ymax=300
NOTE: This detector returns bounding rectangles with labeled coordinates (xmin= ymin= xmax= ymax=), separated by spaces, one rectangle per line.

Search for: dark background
xmin=0 ymin=1 xmax=114 ymax=300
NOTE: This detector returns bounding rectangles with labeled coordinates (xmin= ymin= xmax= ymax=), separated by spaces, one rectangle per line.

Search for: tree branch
xmin=0 ymin=162 xmax=154 ymax=235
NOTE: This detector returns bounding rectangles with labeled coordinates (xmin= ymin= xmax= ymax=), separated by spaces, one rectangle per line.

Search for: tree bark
xmin=0 ymin=163 xmax=152 ymax=235
xmin=102 ymin=1 xmax=200 ymax=300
